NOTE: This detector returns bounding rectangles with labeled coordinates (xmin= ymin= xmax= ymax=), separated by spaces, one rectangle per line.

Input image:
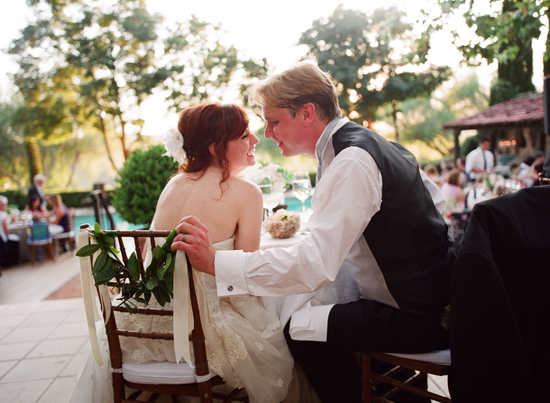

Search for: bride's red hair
xmin=177 ymin=102 xmax=249 ymax=185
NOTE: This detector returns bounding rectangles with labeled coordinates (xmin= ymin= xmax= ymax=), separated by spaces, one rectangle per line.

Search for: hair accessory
xmin=162 ymin=128 xmax=187 ymax=165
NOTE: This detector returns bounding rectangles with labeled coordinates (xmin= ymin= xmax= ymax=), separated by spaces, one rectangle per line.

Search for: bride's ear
xmin=209 ymin=143 xmax=217 ymax=157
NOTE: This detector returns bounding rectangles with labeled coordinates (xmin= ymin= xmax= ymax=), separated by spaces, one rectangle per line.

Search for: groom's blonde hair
xmin=249 ymin=61 xmax=341 ymax=123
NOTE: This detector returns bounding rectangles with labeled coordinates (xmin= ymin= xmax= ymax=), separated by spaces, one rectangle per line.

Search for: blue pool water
xmin=74 ymin=212 xmax=145 ymax=231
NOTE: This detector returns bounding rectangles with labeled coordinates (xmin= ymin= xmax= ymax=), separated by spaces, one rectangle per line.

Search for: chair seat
xmin=122 ymin=361 xmax=213 ymax=385
xmin=28 ymin=237 xmax=53 ymax=246
xmin=387 ymin=349 xmax=451 ymax=366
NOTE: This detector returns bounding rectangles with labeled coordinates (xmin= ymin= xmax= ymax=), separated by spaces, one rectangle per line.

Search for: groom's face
xmin=262 ymin=105 xmax=306 ymax=157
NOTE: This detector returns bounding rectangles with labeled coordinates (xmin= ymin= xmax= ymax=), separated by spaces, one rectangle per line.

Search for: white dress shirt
xmin=465 ymin=147 xmax=494 ymax=178
xmin=215 ymin=118 xmax=444 ymax=341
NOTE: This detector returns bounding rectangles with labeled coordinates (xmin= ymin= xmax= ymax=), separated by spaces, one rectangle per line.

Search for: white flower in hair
xmin=162 ymin=128 xmax=187 ymax=165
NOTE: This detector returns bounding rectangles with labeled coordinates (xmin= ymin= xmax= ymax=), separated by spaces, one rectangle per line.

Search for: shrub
xmin=111 ymin=144 xmax=179 ymax=227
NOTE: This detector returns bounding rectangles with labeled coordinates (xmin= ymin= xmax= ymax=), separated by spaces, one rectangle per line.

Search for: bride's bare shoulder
xmin=227 ymin=176 xmax=262 ymax=201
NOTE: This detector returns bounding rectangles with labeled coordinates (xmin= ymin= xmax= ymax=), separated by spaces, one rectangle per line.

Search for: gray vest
xmin=332 ymin=122 xmax=454 ymax=314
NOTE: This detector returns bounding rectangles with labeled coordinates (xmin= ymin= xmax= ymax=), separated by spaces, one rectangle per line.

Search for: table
xmin=8 ymin=222 xmax=64 ymax=262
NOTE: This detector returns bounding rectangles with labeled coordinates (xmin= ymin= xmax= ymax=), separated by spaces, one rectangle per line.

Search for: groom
xmin=172 ymin=62 xmax=454 ymax=402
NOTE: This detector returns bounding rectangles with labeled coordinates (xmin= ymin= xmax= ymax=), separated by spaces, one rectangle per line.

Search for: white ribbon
xmin=173 ymin=250 xmax=194 ymax=366
xmin=77 ymin=230 xmax=108 ymax=366
xmin=173 ymin=251 xmax=215 ymax=369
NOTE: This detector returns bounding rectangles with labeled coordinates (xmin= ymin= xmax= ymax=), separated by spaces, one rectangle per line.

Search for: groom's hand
xmin=172 ymin=216 xmax=216 ymax=276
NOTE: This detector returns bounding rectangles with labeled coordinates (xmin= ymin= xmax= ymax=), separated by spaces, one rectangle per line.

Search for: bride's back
xmin=152 ymin=166 xmax=261 ymax=246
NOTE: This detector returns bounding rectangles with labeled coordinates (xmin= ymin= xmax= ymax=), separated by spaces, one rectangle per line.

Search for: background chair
xmin=79 ymin=224 xmax=247 ymax=403
xmin=28 ymin=221 xmax=55 ymax=265
xmin=361 ymin=350 xmax=451 ymax=403
xmin=53 ymin=207 xmax=76 ymax=253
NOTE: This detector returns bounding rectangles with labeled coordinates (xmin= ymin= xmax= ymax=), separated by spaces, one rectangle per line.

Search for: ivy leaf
xmin=157 ymin=253 xmax=171 ymax=280
xmin=76 ymin=244 xmax=100 ymax=257
xmin=93 ymin=251 xmax=109 ymax=275
xmin=146 ymin=276 xmax=158 ymax=290
xmin=126 ymin=253 xmax=140 ymax=280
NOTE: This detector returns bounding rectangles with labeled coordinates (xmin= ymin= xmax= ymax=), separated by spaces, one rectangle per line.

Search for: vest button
xmin=227 ymin=285 xmax=233 ymax=291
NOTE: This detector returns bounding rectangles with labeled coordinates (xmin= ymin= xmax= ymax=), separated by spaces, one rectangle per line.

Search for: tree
xmin=8 ymin=0 xmax=269 ymax=178
xmin=299 ymin=4 xmax=451 ymax=141
xmin=432 ymin=0 xmax=543 ymax=104
xmin=0 ymin=100 xmax=28 ymax=190
xmin=393 ymin=74 xmax=489 ymax=156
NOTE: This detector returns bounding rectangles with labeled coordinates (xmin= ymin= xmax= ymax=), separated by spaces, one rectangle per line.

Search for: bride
xmin=72 ymin=102 xmax=294 ymax=403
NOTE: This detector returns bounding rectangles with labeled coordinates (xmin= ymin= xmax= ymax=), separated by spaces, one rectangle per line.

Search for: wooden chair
xmin=53 ymin=207 xmax=76 ymax=253
xmin=28 ymin=221 xmax=56 ymax=265
xmin=361 ymin=350 xmax=451 ymax=403
xmin=79 ymin=224 xmax=248 ymax=403
xmin=539 ymin=172 xmax=550 ymax=186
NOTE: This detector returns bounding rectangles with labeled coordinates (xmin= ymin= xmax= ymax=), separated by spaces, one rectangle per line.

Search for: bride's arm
xmin=233 ymin=180 xmax=264 ymax=253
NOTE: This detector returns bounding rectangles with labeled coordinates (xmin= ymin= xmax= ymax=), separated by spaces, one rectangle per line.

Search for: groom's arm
xmin=214 ymin=148 xmax=383 ymax=298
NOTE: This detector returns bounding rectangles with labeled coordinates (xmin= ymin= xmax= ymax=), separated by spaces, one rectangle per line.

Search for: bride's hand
xmin=172 ymin=216 xmax=216 ymax=276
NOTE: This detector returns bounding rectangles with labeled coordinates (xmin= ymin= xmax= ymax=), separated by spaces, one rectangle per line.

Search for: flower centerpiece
xmin=263 ymin=209 xmax=301 ymax=239
xmin=245 ymin=161 xmax=292 ymax=193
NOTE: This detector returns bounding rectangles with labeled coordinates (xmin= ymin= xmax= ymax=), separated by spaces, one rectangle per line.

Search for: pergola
xmin=443 ymin=93 xmax=547 ymax=162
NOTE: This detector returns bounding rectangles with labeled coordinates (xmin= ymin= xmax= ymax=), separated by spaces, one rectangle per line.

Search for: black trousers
xmin=0 ymin=238 xmax=19 ymax=268
xmin=284 ymin=299 xmax=449 ymax=403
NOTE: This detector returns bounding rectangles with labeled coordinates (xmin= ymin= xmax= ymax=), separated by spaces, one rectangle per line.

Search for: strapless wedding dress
xmin=113 ymin=237 xmax=294 ymax=403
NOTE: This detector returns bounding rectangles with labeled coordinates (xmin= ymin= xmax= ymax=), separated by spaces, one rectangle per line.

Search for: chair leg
xmin=362 ymin=353 xmax=372 ymax=403
xmin=30 ymin=245 xmax=36 ymax=266
xmin=48 ymin=243 xmax=56 ymax=262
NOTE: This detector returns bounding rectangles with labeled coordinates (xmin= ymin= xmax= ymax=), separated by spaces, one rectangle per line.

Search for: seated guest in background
xmin=28 ymin=174 xmax=47 ymax=207
xmin=515 ymin=153 xmax=545 ymax=187
xmin=0 ymin=196 xmax=20 ymax=268
xmin=423 ymin=163 xmax=442 ymax=187
xmin=47 ymin=194 xmax=70 ymax=233
xmin=25 ymin=195 xmax=48 ymax=220
xmin=441 ymin=169 xmax=465 ymax=215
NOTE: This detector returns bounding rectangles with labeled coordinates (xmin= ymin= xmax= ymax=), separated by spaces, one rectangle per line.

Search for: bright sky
xmin=0 ymin=0 xmax=545 ymax=134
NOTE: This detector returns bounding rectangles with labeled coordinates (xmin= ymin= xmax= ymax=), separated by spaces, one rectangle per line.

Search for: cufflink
xmin=227 ymin=285 xmax=233 ymax=291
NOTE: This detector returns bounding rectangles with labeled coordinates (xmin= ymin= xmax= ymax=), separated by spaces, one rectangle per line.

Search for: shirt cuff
xmin=289 ymin=302 xmax=335 ymax=342
xmin=215 ymin=250 xmax=249 ymax=297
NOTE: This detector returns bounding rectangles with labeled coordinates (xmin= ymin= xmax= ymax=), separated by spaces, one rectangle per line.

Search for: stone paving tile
xmin=0 ymin=341 xmax=37 ymax=361
xmin=28 ymin=336 xmax=88 ymax=359
xmin=1 ymin=324 xmax=56 ymax=343
xmin=0 ymin=360 xmax=17 ymax=379
xmin=21 ymin=311 xmax=70 ymax=327
xmin=1 ymin=355 xmax=72 ymax=383
xmin=0 ymin=379 xmax=52 ymax=403
xmin=37 ymin=376 xmax=77 ymax=403
xmin=0 ymin=313 xmax=31 ymax=329
xmin=47 ymin=321 xmax=88 ymax=339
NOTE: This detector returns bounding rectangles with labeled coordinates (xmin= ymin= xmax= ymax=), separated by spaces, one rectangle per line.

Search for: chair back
xmin=29 ymin=222 xmax=50 ymax=241
xmin=78 ymin=224 xmax=234 ymax=403
xmin=450 ymin=186 xmax=550 ymax=403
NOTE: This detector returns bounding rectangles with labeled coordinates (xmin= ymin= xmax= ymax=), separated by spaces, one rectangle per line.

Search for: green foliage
xmin=461 ymin=134 xmax=482 ymax=158
xmin=391 ymin=74 xmax=488 ymax=157
xmin=111 ymin=144 xmax=178 ymax=228
xmin=489 ymin=79 xmax=521 ymax=105
xmin=433 ymin=0 xmax=541 ymax=95
xmin=299 ymin=5 xmax=451 ymax=127
xmin=76 ymin=223 xmax=178 ymax=310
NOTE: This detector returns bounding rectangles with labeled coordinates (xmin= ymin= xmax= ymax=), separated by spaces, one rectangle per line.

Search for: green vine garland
xmin=76 ymin=223 xmax=177 ymax=312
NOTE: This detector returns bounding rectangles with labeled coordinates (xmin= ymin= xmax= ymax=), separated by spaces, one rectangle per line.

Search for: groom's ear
xmin=209 ymin=143 xmax=217 ymax=156
xmin=300 ymin=103 xmax=316 ymax=127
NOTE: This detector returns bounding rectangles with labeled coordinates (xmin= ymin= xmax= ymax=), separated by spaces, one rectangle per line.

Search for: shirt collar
xmin=315 ymin=117 xmax=341 ymax=163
